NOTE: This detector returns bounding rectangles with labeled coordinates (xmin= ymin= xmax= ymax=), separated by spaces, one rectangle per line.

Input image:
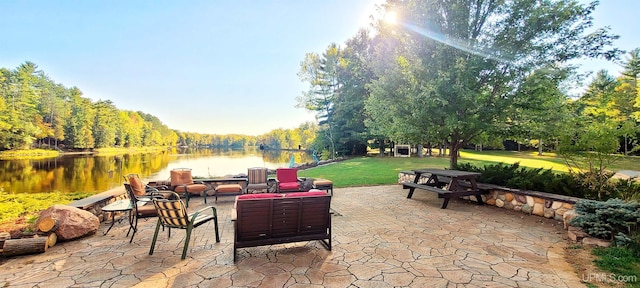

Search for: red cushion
xmin=284 ymin=191 xmax=328 ymax=197
xmin=237 ymin=193 xmax=282 ymax=200
xmin=276 ymin=168 xmax=298 ymax=182
xmin=279 ymin=182 xmax=300 ymax=190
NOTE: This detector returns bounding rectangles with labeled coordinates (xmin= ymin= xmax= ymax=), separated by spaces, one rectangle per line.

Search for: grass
xmin=300 ymin=151 xmax=576 ymax=188
xmin=0 ymin=149 xmax=60 ymax=160
xmin=300 ymin=150 xmax=640 ymax=188
xmin=298 ymin=156 xmax=451 ymax=187
xmin=592 ymin=247 xmax=640 ymax=287
xmin=0 ymin=191 xmax=93 ymax=223
xmin=460 ymin=150 xmax=570 ymax=172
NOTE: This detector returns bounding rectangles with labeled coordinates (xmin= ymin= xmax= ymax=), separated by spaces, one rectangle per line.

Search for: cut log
xmin=0 ymin=232 xmax=10 ymax=249
xmin=2 ymin=237 xmax=48 ymax=257
xmin=47 ymin=233 xmax=57 ymax=248
xmin=38 ymin=217 xmax=58 ymax=233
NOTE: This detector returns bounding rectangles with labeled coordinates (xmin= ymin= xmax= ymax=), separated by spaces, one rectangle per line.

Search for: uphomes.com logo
xmin=582 ymin=273 xmax=638 ymax=284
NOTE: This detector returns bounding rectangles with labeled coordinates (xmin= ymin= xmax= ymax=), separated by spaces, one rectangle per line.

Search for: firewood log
xmin=0 ymin=232 xmax=10 ymax=249
xmin=37 ymin=217 xmax=58 ymax=233
xmin=46 ymin=233 xmax=57 ymax=248
xmin=2 ymin=237 xmax=48 ymax=257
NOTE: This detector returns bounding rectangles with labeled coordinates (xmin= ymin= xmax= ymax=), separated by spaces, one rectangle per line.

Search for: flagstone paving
xmin=0 ymin=185 xmax=584 ymax=287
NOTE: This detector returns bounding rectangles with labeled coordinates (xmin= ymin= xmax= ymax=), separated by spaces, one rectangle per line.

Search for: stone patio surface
xmin=0 ymin=185 xmax=584 ymax=287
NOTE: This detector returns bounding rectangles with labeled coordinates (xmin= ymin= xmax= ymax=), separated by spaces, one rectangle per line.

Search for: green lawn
xmin=301 ymin=150 xmax=640 ymax=188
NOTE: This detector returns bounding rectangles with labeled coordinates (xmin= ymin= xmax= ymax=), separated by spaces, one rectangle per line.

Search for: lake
xmin=0 ymin=147 xmax=313 ymax=195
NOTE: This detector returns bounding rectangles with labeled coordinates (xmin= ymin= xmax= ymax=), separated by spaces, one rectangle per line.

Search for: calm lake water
xmin=1 ymin=147 xmax=313 ymax=195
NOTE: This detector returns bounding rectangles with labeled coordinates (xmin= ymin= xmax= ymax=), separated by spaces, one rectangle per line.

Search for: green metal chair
xmin=149 ymin=191 xmax=220 ymax=260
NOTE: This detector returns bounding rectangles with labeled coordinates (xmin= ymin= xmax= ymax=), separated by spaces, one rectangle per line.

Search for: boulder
xmin=37 ymin=205 xmax=100 ymax=241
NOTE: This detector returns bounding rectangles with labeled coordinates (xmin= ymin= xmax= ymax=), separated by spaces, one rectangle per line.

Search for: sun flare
xmin=383 ymin=11 xmax=398 ymax=25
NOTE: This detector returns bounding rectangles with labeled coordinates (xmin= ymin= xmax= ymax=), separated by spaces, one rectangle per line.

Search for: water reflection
xmin=0 ymin=148 xmax=312 ymax=195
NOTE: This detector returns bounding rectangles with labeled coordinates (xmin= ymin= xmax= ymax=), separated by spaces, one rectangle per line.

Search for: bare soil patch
xmin=565 ymin=243 xmax=626 ymax=287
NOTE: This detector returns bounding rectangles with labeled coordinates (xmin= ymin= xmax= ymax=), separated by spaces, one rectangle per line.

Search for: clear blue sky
xmin=1 ymin=1 xmax=637 ymax=135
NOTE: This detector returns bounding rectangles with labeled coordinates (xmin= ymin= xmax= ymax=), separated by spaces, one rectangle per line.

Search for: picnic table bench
xmin=402 ymin=169 xmax=486 ymax=209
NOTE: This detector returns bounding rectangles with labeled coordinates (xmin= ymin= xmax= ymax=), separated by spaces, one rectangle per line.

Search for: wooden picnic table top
xmin=413 ymin=169 xmax=481 ymax=178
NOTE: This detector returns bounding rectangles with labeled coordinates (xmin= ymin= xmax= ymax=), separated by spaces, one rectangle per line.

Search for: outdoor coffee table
xmin=101 ymin=199 xmax=134 ymax=236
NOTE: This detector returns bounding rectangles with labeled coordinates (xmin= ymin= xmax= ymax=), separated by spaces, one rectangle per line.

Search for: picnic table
xmin=402 ymin=168 xmax=485 ymax=209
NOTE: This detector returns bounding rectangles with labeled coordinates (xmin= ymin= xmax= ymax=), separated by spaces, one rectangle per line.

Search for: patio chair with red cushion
xmin=275 ymin=168 xmax=301 ymax=192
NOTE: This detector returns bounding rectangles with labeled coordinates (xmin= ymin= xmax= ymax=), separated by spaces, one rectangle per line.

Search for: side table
xmin=102 ymin=199 xmax=134 ymax=236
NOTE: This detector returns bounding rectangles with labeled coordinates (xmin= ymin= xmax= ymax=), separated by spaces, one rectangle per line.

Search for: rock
xmin=495 ymin=198 xmax=504 ymax=208
xmin=551 ymin=201 xmax=563 ymax=210
xmin=532 ymin=203 xmax=544 ymax=216
xmin=515 ymin=194 xmax=527 ymax=204
xmin=543 ymin=208 xmax=555 ymax=218
xmin=582 ymin=237 xmax=611 ymax=247
xmin=486 ymin=198 xmax=496 ymax=205
xmin=544 ymin=199 xmax=552 ymax=208
xmin=526 ymin=196 xmax=535 ymax=206
xmin=554 ymin=208 xmax=569 ymax=221
xmin=567 ymin=226 xmax=589 ymax=242
xmin=503 ymin=201 xmax=514 ymax=210
xmin=38 ymin=205 xmax=100 ymax=241
xmin=563 ymin=209 xmax=577 ymax=230
xmin=522 ymin=204 xmax=533 ymax=214
xmin=555 ymin=208 xmax=568 ymax=216
xmin=504 ymin=193 xmax=514 ymax=202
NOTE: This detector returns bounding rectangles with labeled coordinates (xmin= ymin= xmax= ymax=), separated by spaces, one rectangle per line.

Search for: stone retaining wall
xmin=68 ymin=188 xmax=128 ymax=222
xmin=398 ymin=171 xmax=580 ymax=222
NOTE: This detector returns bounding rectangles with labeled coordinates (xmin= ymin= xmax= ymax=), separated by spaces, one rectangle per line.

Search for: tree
xmin=558 ymin=101 xmax=622 ymax=200
xmin=331 ymin=30 xmax=376 ymax=156
xmin=297 ymin=44 xmax=342 ymax=159
xmin=365 ymin=0 xmax=620 ymax=168
xmin=64 ymin=87 xmax=95 ymax=149
xmin=510 ymin=66 xmax=572 ymax=155
xmin=92 ymin=100 xmax=119 ymax=148
xmin=615 ymin=48 xmax=640 ymax=154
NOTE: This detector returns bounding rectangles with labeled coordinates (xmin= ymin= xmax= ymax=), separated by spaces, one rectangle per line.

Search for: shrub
xmin=453 ymin=162 xmax=640 ymax=200
xmin=570 ymin=198 xmax=640 ymax=246
xmin=0 ymin=192 xmax=92 ymax=223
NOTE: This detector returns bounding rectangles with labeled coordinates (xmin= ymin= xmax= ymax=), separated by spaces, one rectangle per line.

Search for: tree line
xmin=0 ymin=62 xmax=317 ymax=151
xmin=297 ymin=0 xmax=637 ymax=167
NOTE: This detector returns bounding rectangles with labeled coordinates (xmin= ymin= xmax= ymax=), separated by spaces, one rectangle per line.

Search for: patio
xmin=0 ymin=185 xmax=582 ymax=287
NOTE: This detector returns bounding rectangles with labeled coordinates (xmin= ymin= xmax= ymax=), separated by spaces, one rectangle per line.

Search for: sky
xmin=1 ymin=1 xmax=638 ymax=136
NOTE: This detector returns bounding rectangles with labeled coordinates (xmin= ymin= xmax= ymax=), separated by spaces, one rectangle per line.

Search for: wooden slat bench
xmin=402 ymin=181 xmax=488 ymax=209
xmin=402 ymin=182 xmax=451 ymax=199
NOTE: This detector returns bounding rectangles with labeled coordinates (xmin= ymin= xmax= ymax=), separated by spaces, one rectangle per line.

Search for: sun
xmin=383 ymin=11 xmax=398 ymax=25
